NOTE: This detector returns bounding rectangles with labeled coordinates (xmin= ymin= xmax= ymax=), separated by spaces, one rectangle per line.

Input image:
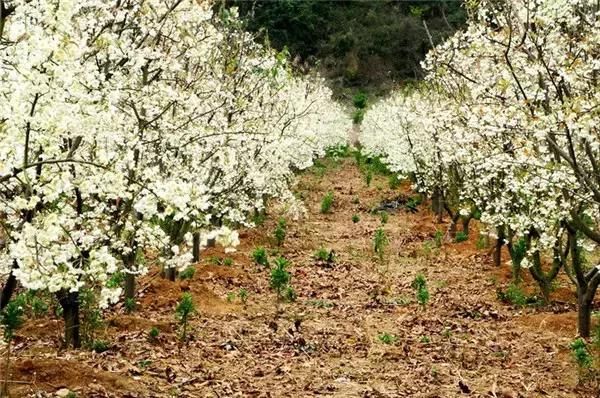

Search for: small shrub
xmin=270 ymin=257 xmax=291 ymax=300
xmin=434 ymin=230 xmax=443 ymax=247
xmin=223 ymin=257 xmax=233 ymax=267
xmin=352 ymin=197 xmax=360 ymax=204
xmin=412 ymin=274 xmax=430 ymax=308
xmin=91 ymin=340 xmax=110 ymax=353
xmin=352 ymin=214 xmax=360 ymax=223
xmin=352 ymin=109 xmax=365 ymax=124
xmin=274 ymin=218 xmax=287 ymax=247
xmin=497 ymin=283 xmax=528 ymax=307
xmin=148 ymin=327 xmax=160 ymax=342
xmin=365 ymin=170 xmax=373 ymax=187
xmin=179 ymin=266 xmax=196 ymax=280
xmin=353 ymin=91 xmax=368 ymax=109
xmin=379 ymin=211 xmax=389 ymax=224
xmin=226 ymin=292 xmax=236 ymax=303
xmin=209 ymin=256 xmax=222 ymax=265
xmin=476 ymin=235 xmax=487 ymax=250
xmin=252 ymin=211 xmax=266 ymax=226
xmin=373 ymin=228 xmax=389 ymax=261
xmin=251 ymin=247 xmax=269 ymax=267
xmin=420 ymin=335 xmax=431 ymax=344
xmin=176 ymin=293 xmax=196 ymax=344
xmin=455 ymin=231 xmax=468 ymax=243
xmin=238 ymin=288 xmax=249 ymax=304
xmin=25 ymin=292 xmax=49 ymax=318
xmin=405 ymin=196 xmax=421 ymax=212
xmin=0 ymin=295 xmax=25 ymax=395
xmin=284 ymin=286 xmax=297 ymax=302
xmin=378 ymin=332 xmax=397 ymax=345
xmin=388 ymin=175 xmax=401 ymax=190
xmin=124 ymin=297 xmax=136 ymax=314
xmin=314 ymin=248 xmax=335 ymax=264
xmin=570 ymin=338 xmax=593 ymax=381
xmin=320 ymin=191 xmax=334 ymax=214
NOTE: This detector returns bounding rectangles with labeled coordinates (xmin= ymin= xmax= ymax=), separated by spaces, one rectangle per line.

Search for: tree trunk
xmin=58 ymin=291 xmax=80 ymax=348
xmin=494 ymin=228 xmax=505 ymax=267
xmin=124 ymin=273 xmax=135 ymax=300
xmin=165 ymin=267 xmax=176 ymax=282
xmin=448 ymin=213 xmax=460 ymax=239
xmin=0 ymin=272 xmax=17 ymax=310
xmin=577 ymin=292 xmax=593 ymax=338
xmin=206 ymin=237 xmax=216 ymax=248
xmin=431 ymin=190 xmax=443 ymax=224
xmin=192 ymin=232 xmax=200 ymax=263
xmin=462 ymin=216 xmax=472 ymax=235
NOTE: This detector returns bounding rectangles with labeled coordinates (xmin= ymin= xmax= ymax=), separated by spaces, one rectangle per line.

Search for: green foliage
xmin=352 ymin=214 xmax=360 ymax=223
xmin=412 ymin=274 xmax=429 ymax=308
xmin=351 ymin=196 xmax=360 ymax=204
xmin=1 ymin=295 xmax=25 ymax=341
xmin=284 ymin=286 xmax=297 ymax=302
xmin=223 ymin=257 xmax=234 ymax=267
xmin=420 ymin=335 xmax=430 ymax=344
xmin=229 ymin=1 xmax=467 ymax=97
xmin=352 ymin=109 xmax=365 ymax=124
xmin=388 ymin=174 xmax=401 ymax=190
xmin=176 ymin=293 xmax=196 ymax=343
xmin=379 ymin=211 xmax=389 ymax=224
xmin=326 ymin=144 xmax=351 ymax=158
xmin=377 ymin=332 xmax=397 ymax=345
xmin=226 ymin=292 xmax=236 ymax=303
xmin=365 ymin=170 xmax=373 ymax=187
xmin=434 ymin=230 xmax=443 ymax=248
xmin=91 ymin=340 xmax=110 ymax=353
xmin=308 ymin=299 xmax=334 ymax=309
xmin=270 ymin=257 xmax=292 ymax=300
xmin=238 ymin=288 xmax=249 ymax=304
xmin=497 ymin=283 xmax=541 ymax=307
xmin=251 ymin=247 xmax=269 ymax=267
xmin=454 ymin=231 xmax=468 ymax=243
xmin=314 ymin=247 xmax=330 ymax=262
xmin=373 ymin=227 xmax=389 ymax=261
xmin=179 ymin=266 xmax=196 ymax=280
xmin=353 ymin=91 xmax=368 ymax=109
xmin=124 ymin=297 xmax=136 ymax=314
xmin=21 ymin=290 xmax=48 ymax=318
xmin=570 ymin=338 xmax=593 ymax=370
xmin=321 ymin=191 xmax=334 ymax=213
xmin=209 ymin=256 xmax=222 ymax=265
xmin=80 ymin=288 xmax=103 ymax=347
xmin=405 ymin=195 xmax=422 ymax=212
xmin=274 ymin=217 xmax=287 ymax=247
xmin=148 ymin=327 xmax=160 ymax=342
xmin=476 ymin=235 xmax=487 ymax=250
xmin=106 ymin=271 xmax=125 ymax=289
xmin=252 ymin=210 xmax=267 ymax=226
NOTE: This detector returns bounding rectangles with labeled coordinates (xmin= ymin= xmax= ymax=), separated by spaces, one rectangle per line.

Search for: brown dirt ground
xmin=3 ymin=158 xmax=599 ymax=397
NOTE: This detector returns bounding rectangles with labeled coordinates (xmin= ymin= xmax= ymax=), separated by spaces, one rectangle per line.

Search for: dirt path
xmin=8 ymin=158 xmax=591 ymax=397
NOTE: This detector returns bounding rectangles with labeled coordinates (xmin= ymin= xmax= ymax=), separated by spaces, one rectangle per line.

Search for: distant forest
xmin=223 ymin=0 xmax=467 ymax=98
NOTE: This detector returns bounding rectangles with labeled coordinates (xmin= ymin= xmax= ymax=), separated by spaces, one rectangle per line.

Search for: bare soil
xmin=2 ymin=158 xmax=598 ymax=397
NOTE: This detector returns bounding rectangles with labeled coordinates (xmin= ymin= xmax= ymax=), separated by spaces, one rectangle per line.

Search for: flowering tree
xmin=361 ymin=0 xmax=600 ymax=336
xmin=0 ymin=0 xmax=348 ymax=347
